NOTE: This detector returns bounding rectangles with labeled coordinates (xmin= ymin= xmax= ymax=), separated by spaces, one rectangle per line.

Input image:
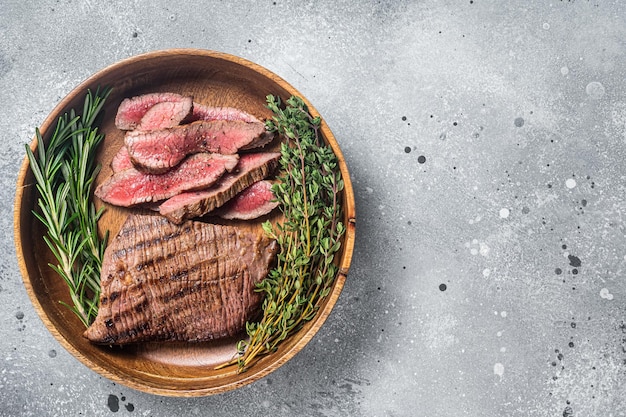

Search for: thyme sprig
xmin=221 ymin=95 xmax=345 ymax=372
xmin=25 ymin=87 xmax=111 ymax=327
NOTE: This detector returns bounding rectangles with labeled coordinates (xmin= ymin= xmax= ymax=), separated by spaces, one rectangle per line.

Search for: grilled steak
xmin=239 ymin=131 xmax=276 ymax=151
xmin=125 ymin=119 xmax=268 ymax=173
xmin=187 ymin=103 xmax=275 ymax=150
xmin=95 ymin=153 xmax=239 ymax=206
xmin=158 ymin=152 xmax=281 ymax=223
xmin=115 ymin=92 xmax=193 ymax=130
xmin=187 ymin=103 xmax=261 ymax=123
xmin=213 ymin=180 xmax=279 ymax=220
xmin=110 ymin=146 xmax=133 ymax=173
xmin=134 ymin=99 xmax=193 ymax=131
xmin=84 ymin=213 xmax=278 ymax=344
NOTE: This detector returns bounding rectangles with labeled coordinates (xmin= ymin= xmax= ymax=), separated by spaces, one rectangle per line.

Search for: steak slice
xmin=159 ymin=152 xmax=281 ymax=223
xmin=95 ymin=153 xmax=239 ymax=206
xmin=112 ymin=105 xmax=272 ymax=174
xmin=239 ymin=131 xmax=276 ymax=151
xmin=84 ymin=213 xmax=278 ymax=345
xmin=187 ymin=103 xmax=275 ymax=150
xmin=134 ymin=99 xmax=193 ymax=131
xmin=213 ymin=180 xmax=279 ymax=220
xmin=187 ymin=102 xmax=261 ymax=123
xmin=115 ymin=92 xmax=192 ymax=130
xmin=110 ymin=146 xmax=133 ymax=173
xmin=125 ymin=119 xmax=268 ymax=173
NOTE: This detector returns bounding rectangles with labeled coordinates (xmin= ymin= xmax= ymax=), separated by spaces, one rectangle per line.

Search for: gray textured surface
xmin=1 ymin=1 xmax=625 ymax=416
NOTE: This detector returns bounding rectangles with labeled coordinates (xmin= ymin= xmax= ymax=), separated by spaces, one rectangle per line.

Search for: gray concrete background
xmin=1 ymin=0 xmax=625 ymax=416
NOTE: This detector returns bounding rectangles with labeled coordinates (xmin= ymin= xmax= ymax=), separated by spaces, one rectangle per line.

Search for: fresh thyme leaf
xmin=218 ymin=95 xmax=345 ymax=372
xmin=25 ymin=87 xmax=111 ymax=327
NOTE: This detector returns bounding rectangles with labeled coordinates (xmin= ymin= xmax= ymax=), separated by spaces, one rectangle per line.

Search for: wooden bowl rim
xmin=13 ymin=48 xmax=356 ymax=396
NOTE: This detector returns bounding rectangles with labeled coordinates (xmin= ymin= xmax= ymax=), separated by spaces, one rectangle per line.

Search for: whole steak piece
xmin=125 ymin=119 xmax=269 ymax=173
xmin=84 ymin=214 xmax=278 ymax=345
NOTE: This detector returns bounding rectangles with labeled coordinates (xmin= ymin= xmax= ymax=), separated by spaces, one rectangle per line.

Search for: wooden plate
xmin=14 ymin=49 xmax=356 ymax=396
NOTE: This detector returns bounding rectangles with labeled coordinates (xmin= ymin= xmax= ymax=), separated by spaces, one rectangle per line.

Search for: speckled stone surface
xmin=1 ymin=1 xmax=625 ymax=416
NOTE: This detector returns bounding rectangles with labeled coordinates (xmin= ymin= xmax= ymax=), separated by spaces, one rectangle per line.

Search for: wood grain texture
xmin=13 ymin=49 xmax=356 ymax=397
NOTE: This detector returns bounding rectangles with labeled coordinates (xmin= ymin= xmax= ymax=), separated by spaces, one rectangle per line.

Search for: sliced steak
xmin=187 ymin=102 xmax=261 ymax=123
xmin=125 ymin=120 xmax=268 ymax=173
xmin=115 ymin=92 xmax=192 ymax=130
xmin=110 ymin=146 xmax=133 ymax=173
xmin=188 ymin=103 xmax=275 ymax=149
xmin=95 ymin=153 xmax=239 ymax=206
xmin=239 ymin=131 xmax=276 ymax=151
xmin=159 ymin=152 xmax=281 ymax=223
xmin=134 ymin=99 xmax=193 ymax=131
xmin=213 ymin=180 xmax=279 ymax=220
xmin=84 ymin=213 xmax=278 ymax=345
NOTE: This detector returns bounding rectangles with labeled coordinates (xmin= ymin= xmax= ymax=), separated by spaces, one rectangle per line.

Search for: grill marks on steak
xmin=125 ymin=120 xmax=268 ymax=173
xmin=84 ymin=214 xmax=278 ymax=344
xmin=158 ymin=152 xmax=281 ymax=223
xmin=95 ymin=153 xmax=239 ymax=206
xmin=115 ymin=92 xmax=192 ymax=131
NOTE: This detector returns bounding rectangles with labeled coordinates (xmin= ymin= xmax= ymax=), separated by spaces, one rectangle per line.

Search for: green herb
xmin=25 ymin=87 xmax=111 ymax=327
xmin=219 ymin=95 xmax=345 ymax=372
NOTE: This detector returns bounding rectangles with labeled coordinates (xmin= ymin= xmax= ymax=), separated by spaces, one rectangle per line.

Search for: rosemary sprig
xmin=220 ymin=95 xmax=345 ymax=372
xmin=25 ymin=87 xmax=111 ymax=327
